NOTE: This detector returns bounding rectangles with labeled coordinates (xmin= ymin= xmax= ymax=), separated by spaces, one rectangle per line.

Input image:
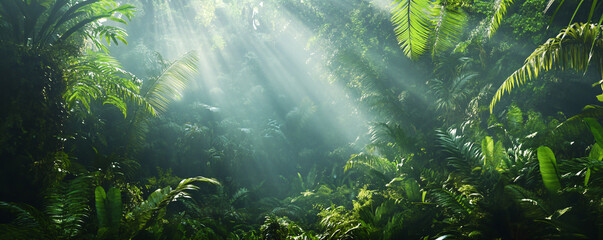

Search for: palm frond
xmin=432 ymin=188 xmax=473 ymax=217
xmin=431 ymin=5 xmax=467 ymax=56
xmin=141 ymin=51 xmax=199 ymax=116
xmin=391 ymin=0 xmax=437 ymax=60
xmin=555 ymin=105 xmax=603 ymax=136
xmin=429 ymin=73 xmax=476 ymax=114
xmin=436 ymin=128 xmax=483 ymax=181
xmin=504 ymin=184 xmax=550 ymax=218
xmin=485 ymin=0 xmax=514 ymax=38
xmin=490 ymin=23 xmax=603 ymax=112
xmin=369 ymin=122 xmax=415 ymax=154
xmin=344 ymin=152 xmax=397 ymax=180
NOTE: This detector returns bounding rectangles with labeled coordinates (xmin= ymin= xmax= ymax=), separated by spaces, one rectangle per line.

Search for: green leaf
xmin=431 ymin=4 xmax=467 ymax=56
xmin=589 ymin=140 xmax=603 ymax=161
xmin=95 ymin=186 xmax=121 ymax=233
xmin=141 ymin=51 xmax=199 ymax=116
xmin=106 ymin=187 xmax=122 ymax=230
xmin=537 ymin=146 xmax=561 ymax=193
xmin=585 ymin=168 xmax=591 ymax=186
xmin=481 ymin=136 xmax=494 ymax=167
xmin=95 ymin=186 xmax=108 ymax=229
xmin=403 ymin=178 xmax=422 ymax=202
xmin=493 ymin=141 xmax=507 ymax=169
xmin=584 ymin=117 xmax=603 ymax=146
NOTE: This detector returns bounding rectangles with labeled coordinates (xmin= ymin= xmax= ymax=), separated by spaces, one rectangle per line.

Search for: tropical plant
xmin=95 ymin=186 xmax=122 ymax=239
xmin=391 ymin=0 xmax=467 ymax=59
xmin=64 ymin=52 xmax=147 ymax=118
xmin=0 ymin=175 xmax=94 ymax=240
xmin=94 ymin=176 xmax=220 ymax=239
xmin=124 ymin=51 xmax=199 ymax=149
xmin=390 ymin=0 xmax=513 ymax=59
xmin=429 ymin=72 xmax=477 ymax=121
xmin=490 ymin=22 xmax=603 ymax=112
xmin=0 ymin=0 xmax=134 ymax=50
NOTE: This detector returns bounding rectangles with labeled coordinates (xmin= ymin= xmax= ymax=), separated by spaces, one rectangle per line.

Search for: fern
xmin=64 ymin=52 xmax=147 ymax=118
xmin=317 ymin=206 xmax=366 ymax=239
xmin=555 ymin=105 xmax=603 ymax=136
xmin=344 ymin=152 xmax=397 ymax=184
xmin=504 ymin=184 xmax=550 ymax=219
xmin=46 ymin=176 xmax=93 ymax=239
xmin=0 ymin=176 xmax=93 ymax=239
xmin=0 ymin=0 xmax=134 ymax=49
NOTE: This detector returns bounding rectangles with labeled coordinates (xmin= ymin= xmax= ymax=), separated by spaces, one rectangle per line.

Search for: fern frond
xmin=46 ymin=176 xmax=93 ymax=239
xmin=369 ymin=122 xmax=415 ymax=153
xmin=490 ymin=23 xmax=603 ymax=112
xmin=504 ymin=184 xmax=550 ymax=218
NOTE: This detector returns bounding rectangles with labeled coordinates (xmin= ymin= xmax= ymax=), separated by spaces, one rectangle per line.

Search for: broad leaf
xmin=537 ymin=146 xmax=561 ymax=193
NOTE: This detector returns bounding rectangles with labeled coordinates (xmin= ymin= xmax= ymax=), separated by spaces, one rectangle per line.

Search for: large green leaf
xmin=95 ymin=186 xmax=121 ymax=232
xmin=536 ymin=146 xmax=561 ymax=193
xmin=584 ymin=117 xmax=603 ymax=146
xmin=95 ymin=186 xmax=108 ymax=229
xmin=106 ymin=187 xmax=122 ymax=229
xmin=403 ymin=178 xmax=422 ymax=202
xmin=482 ymin=136 xmax=494 ymax=167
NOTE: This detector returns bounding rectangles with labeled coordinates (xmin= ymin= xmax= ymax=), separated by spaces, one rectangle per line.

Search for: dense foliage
xmin=1 ymin=0 xmax=601 ymax=239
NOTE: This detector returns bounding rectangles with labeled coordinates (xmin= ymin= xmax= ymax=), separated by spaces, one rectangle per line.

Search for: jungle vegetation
xmin=0 ymin=0 xmax=601 ymax=239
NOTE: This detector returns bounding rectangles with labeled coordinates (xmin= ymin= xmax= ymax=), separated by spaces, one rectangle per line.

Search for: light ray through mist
xmin=119 ymin=0 xmax=432 ymax=188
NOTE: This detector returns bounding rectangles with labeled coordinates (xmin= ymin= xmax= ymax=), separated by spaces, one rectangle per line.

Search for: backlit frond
xmin=490 ymin=23 xmax=603 ymax=112
xmin=485 ymin=0 xmax=514 ymax=38
xmin=391 ymin=0 xmax=437 ymax=60
xmin=142 ymin=51 xmax=199 ymax=115
xmin=431 ymin=5 xmax=467 ymax=56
